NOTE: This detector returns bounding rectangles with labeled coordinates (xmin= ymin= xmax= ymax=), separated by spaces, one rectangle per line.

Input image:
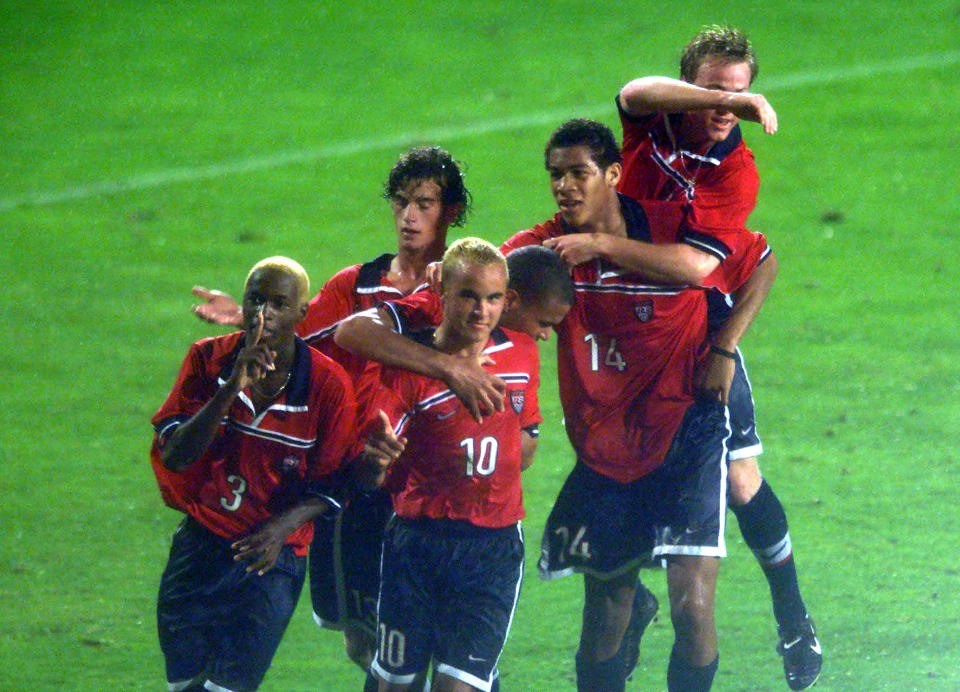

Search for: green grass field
xmin=2 ymin=1 xmax=959 ymax=689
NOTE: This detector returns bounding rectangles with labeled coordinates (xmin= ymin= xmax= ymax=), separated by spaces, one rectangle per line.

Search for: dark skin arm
xmin=695 ymin=252 xmax=778 ymax=404
xmin=160 ymin=313 xmax=276 ymax=471
xmin=231 ymin=497 xmax=329 ymax=575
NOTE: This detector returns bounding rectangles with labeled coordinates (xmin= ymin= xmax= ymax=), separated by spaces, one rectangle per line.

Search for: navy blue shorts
xmin=157 ymin=516 xmax=306 ymax=692
xmin=309 ymin=488 xmax=392 ymax=636
xmin=538 ymin=399 xmax=729 ymax=581
xmin=371 ymin=517 xmax=524 ymax=692
xmin=726 ymin=347 xmax=763 ymax=461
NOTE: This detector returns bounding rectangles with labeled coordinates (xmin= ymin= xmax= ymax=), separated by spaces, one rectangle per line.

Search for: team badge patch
xmin=281 ymin=455 xmax=301 ymax=473
xmin=634 ymin=300 xmax=654 ymax=322
xmin=510 ymin=389 xmax=525 ymax=414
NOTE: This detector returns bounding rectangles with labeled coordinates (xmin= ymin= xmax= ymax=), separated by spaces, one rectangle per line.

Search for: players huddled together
xmin=150 ymin=25 xmax=822 ymax=692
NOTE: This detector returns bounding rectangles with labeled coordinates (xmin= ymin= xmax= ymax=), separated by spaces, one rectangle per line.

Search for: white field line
xmin=3 ymin=50 xmax=959 ymax=213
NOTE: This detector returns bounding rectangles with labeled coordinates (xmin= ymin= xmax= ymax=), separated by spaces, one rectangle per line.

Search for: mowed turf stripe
xmin=4 ymin=49 xmax=959 ymax=212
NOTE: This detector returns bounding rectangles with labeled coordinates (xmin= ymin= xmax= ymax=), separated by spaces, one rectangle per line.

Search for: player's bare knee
xmin=343 ymin=628 xmax=374 ymax=670
xmin=727 ymin=457 xmax=762 ymax=505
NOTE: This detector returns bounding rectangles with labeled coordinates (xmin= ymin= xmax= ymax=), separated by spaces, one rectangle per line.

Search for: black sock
xmin=731 ymin=479 xmax=807 ymax=629
xmin=364 ymin=668 xmax=379 ymax=692
xmin=576 ymin=648 xmax=626 ymax=692
xmin=667 ymin=646 xmax=718 ymax=692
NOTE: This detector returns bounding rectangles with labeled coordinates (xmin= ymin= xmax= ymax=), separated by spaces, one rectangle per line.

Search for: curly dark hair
xmin=680 ymin=25 xmax=758 ymax=84
xmin=543 ymin=118 xmax=622 ymax=171
xmin=382 ymin=146 xmax=472 ymax=228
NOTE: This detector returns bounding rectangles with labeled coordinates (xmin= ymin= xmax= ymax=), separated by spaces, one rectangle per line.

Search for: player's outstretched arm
xmin=695 ymin=252 xmax=778 ymax=404
xmin=544 ymin=233 xmax=719 ymax=285
xmin=334 ymin=308 xmax=506 ymax=422
xmin=191 ymin=286 xmax=244 ymax=326
xmin=618 ymin=77 xmax=777 ymax=135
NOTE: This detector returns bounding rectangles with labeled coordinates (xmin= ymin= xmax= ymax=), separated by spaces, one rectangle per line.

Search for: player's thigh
xmin=156 ymin=518 xmax=227 ymax=681
xmin=433 ymin=526 xmax=524 ymax=692
xmin=209 ymin=546 xmax=307 ymax=691
xmin=652 ymin=400 xmax=728 ymax=561
xmin=539 ymin=461 xmax=653 ymax=580
xmin=373 ymin=520 xmax=441 ymax=683
xmin=726 ymin=348 xmax=763 ymax=463
xmin=310 ymin=491 xmax=390 ymax=634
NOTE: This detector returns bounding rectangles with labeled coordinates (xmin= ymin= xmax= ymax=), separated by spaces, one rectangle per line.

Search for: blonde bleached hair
xmin=245 ymin=256 xmax=310 ymax=305
xmin=440 ymin=237 xmax=508 ymax=287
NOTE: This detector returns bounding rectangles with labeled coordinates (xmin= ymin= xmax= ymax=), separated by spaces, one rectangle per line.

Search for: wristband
xmin=709 ymin=344 xmax=737 ymax=360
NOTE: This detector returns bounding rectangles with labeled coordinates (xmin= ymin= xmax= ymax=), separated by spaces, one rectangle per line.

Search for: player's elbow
xmin=618 ymin=78 xmax=660 ymax=115
xmin=682 ymin=252 xmax=721 ymax=285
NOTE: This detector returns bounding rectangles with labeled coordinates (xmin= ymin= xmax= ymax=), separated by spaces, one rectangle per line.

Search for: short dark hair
xmin=382 ymin=146 xmax=472 ymax=227
xmin=680 ymin=25 xmax=758 ymax=84
xmin=544 ymin=118 xmax=622 ymax=171
xmin=506 ymin=246 xmax=574 ymax=307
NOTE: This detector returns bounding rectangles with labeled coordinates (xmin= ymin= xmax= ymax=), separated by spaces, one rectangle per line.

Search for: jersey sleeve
xmin=382 ymin=291 xmax=444 ymax=332
xmin=616 ymin=98 xmax=659 ymax=153
xmin=149 ymin=340 xmax=216 ymax=512
xmin=297 ymin=265 xmax=359 ymax=344
xmin=696 ymin=229 xmax=770 ymax=294
xmin=307 ymin=360 xmax=359 ymax=479
xmin=499 ymin=218 xmax=561 ymax=254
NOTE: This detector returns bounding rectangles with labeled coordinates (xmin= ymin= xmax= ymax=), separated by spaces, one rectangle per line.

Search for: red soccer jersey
xmin=500 ymin=195 xmax=765 ymax=482
xmin=617 ymin=106 xmax=759 ymax=230
xmin=150 ymin=333 xmax=358 ymax=552
xmin=356 ymin=327 xmax=541 ymax=528
xmin=297 ymin=253 xmax=430 ymax=379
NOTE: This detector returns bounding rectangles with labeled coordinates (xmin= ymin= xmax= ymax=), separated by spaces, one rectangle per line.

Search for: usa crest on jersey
xmin=634 ymin=300 xmax=654 ymax=322
xmin=510 ymin=389 xmax=525 ymax=414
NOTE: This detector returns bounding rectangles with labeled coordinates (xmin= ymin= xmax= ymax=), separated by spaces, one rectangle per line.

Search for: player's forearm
xmin=160 ymin=381 xmax=240 ymax=471
xmin=273 ymin=496 xmax=330 ymax=533
xmin=335 ymin=312 xmax=451 ymax=380
xmin=711 ymin=252 xmax=778 ymax=351
xmin=598 ymin=235 xmax=718 ymax=285
xmin=520 ymin=432 xmax=538 ymax=472
xmin=619 ymin=77 xmax=738 ymax=116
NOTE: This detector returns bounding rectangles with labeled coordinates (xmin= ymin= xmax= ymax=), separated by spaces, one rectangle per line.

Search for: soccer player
xmin=615 ymin=25 xmax=820 ymax=689
xmin=357 ymin=238 xmax=543 ymax=692
xmin=150 ymin=256 xmax=358 ymax=692
xmin=498 ymin=118 xmax=775 ymax=692
xmin=190 ymin=147 xmax=502 ymax=687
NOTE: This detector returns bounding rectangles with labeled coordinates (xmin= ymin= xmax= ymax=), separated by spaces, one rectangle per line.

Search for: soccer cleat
xmin=622 ymin=583 xmax=659 ymax=680
xmin=777 ymin=616 xmax=822 ymax=690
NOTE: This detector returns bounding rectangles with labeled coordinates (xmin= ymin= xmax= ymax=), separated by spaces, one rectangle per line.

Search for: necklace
xmin=252 ymin=370 xmax=291 ymax=400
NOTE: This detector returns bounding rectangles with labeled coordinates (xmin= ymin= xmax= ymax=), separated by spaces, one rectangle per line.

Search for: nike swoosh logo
xmin=467 ymin=654 xmax=486 ymax=662
xmin=437 ymin=410 xmax=456 ymax=421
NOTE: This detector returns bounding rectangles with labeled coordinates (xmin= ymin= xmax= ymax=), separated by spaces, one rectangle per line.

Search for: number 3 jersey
xmin=356 ymin=327 xmax=541 ymax=529
xmin=500 ymin=194 xmax=769 ymax=483
xmin=150 ymin=333 xmax=358 ymax=551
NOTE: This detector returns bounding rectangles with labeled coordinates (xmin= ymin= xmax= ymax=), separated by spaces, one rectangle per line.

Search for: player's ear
xmin=297 ymin=301 xmax=309 ymax=322
xmin=605 ymin=162 xmax=622 ymax=187
xmin=503 ymin=288 xmax=520 ymax=313
xmin=441 ymin=202 xmax=462 ymax=227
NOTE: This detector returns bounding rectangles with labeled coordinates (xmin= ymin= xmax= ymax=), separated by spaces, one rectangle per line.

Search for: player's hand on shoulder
xmin=544 ymin=233 xmax=603 ymax=268
xmin=444 ymin=353 xmax=506 ymax=423
xmin=191 ymin=286 xmax=243 ymax=326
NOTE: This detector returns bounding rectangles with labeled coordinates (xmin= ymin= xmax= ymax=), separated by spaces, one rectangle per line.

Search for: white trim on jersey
xmin=574 ymin=281 xmax=686 ymax=296
xmin=224 ymin=419 xmax=317 ymax=449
